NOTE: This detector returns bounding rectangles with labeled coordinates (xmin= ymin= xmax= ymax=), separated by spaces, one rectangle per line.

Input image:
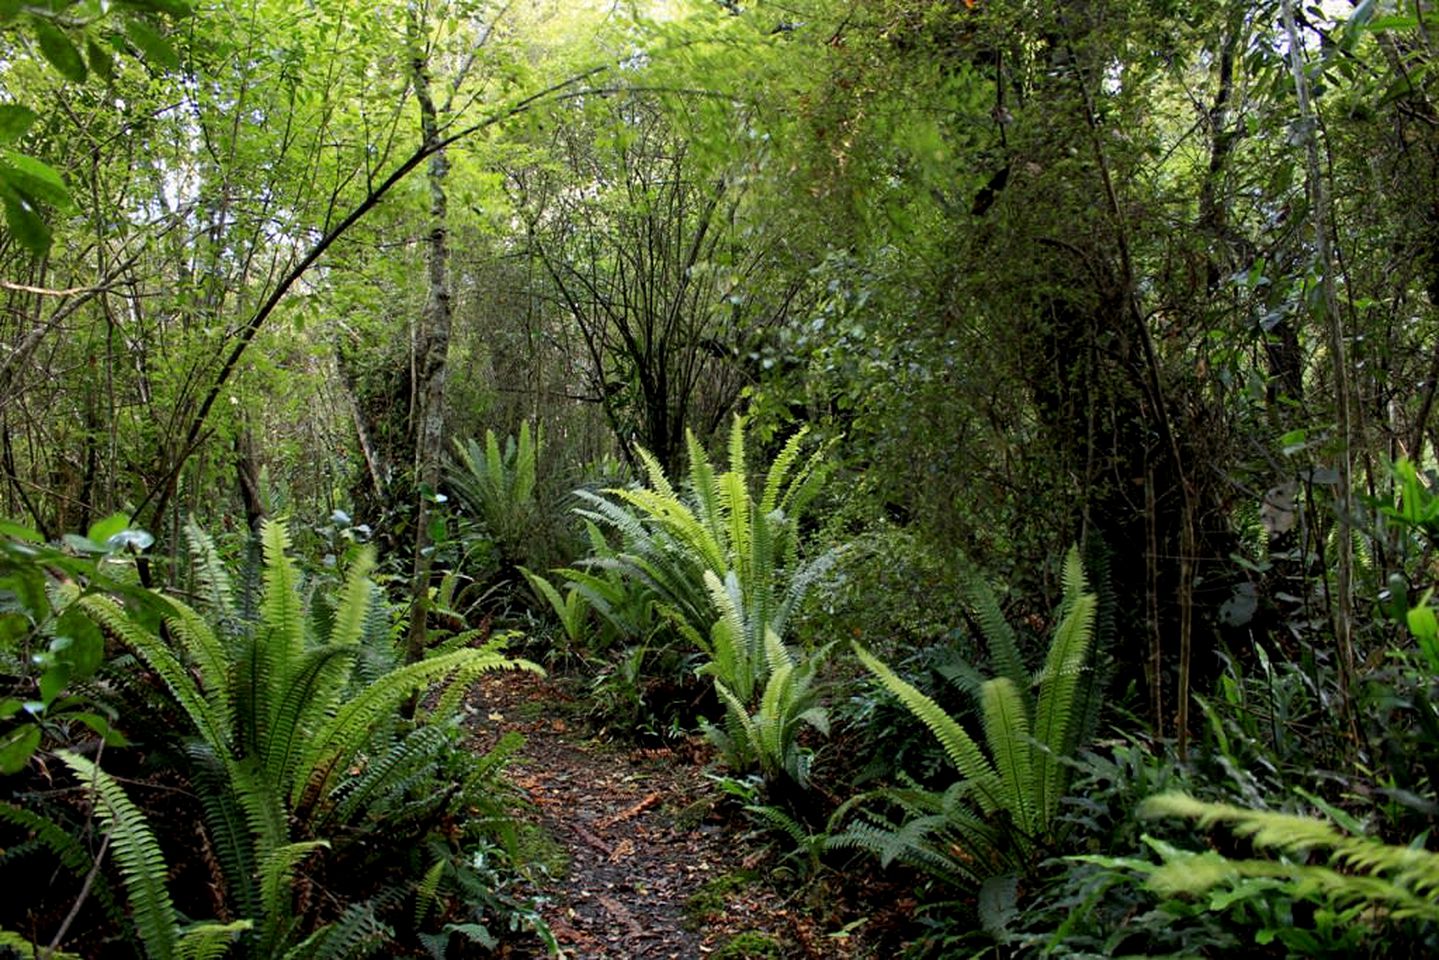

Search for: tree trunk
xmin=404 ymin=7 xmax=454 ymax=666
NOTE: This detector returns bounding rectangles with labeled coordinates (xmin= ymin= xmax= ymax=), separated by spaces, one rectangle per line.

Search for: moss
xmin=514 ymin=822 xmax=569 ymax=880
xmin=681 ymin=869 xmax=760 ymax=929
xmin=712 ymin=931 xmax=784 ymax=959
xmin=671 ymin=795 xmax=716 ymax=830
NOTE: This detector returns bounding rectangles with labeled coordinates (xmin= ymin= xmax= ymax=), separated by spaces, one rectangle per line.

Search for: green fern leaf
xmin=58 ymin=751 xmax=181 ymax=960
xmin=980 ymin=677 xmax=1037 ymax=838
xmin=0 ymin=929 xmax=82 ymax=959
xmin=1032 ymin=582 xmax=1096 ymax=827
xmin=961 ymin=566 xmax=1026 ymax=697
xmin=173 ymin=920 xmax=251 ymax=960
xmin=854 ymin=643 xmax=998 ymax=807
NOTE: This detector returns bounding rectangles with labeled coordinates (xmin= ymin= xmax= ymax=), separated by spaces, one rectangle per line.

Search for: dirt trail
xmin=469 ymin=671 xmax=746 ymax=959
xmin=467 ymin=669 xmax=903 ymax=960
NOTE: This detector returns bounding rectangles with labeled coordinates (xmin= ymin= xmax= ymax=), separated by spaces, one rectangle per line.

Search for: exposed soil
xmin=466 ymin=669 xmax=909 ymax=959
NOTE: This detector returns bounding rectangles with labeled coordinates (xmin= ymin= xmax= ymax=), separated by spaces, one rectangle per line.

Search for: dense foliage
xmin=4 ymin=0 xmax=1439 ymax=955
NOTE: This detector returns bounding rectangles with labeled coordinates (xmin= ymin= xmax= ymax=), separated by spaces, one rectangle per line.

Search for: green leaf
xmin=39 ymin=664 xmax=69 ymax=705
xmin=124 ymin=16 xmax=180 ymax=70
xmin=2 ymin=151 xmax=72 ymax=209
xmin=54 ymin=608 xmax=104 ymax=679
xmin=87 ymin=36 xmax=115 ymax=83
xmin=71 ymin=712 xmax=130 ymax=746
xmin=87 ymin=512 xmax=131 ymax=547
xmin=31 ymin=18 xmax=88 ymax=82
xmin=1366 ymin=14 xmax=1420 ymax=30
xmin=0 ymin=189 xmax=51 ymax=256
xmin=0 ymin=519 xmax=43 ymax=543
xmin=0 ymin=105 xmax=37 ymax=145
xmin=0 ymin=725 xmax=40 ymax=774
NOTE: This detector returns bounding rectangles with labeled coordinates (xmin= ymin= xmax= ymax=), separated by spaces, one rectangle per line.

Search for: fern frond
xmin=1032 ymin=586 xmax=1096 ymax=827
xmin=980 ymin=677 xmax=1036 ymax=838
xmin=326 ymin=549 xmax=377 ymax=649
xmin=759 ymin=426 xmax=809 ymax=516
xmin=685 ymin=428 xmax=722 ymax=536
xmin=300 ymin=897 xmax=392 ymax=960
xmin=163 ymin=599 xmax=233 ymax=731
xmin=259 ymin=520 xmax=306 ymax=692
xmin=173 ymin=920 xmax=251 ymax=960
xmin=0 ymin=802 xmax=121 ymax=922
xmin=298 ymin=648 xmax=517 ymax=805
xmin=184 ymin=518 xmax=236 ymax=624
xmin=414 ymin=857 xmax=447 ymax=926
xmin=81 ymin=595 xmax=227 ymax=750
xmin=0 ymin=930 xmax=81 ymax=959
xmin=265 ymin=644 xmax=356 ymax=795
xmin=58 ymin=751 xmax=180 ymax=960
xmin=960 ymin=566 xmax=1026 ymax=697
xmin=1141 ymin=792 xmax=1439 ymax=923
xmin=260 ymin=840 xmax=328 ymax=939
xmin=854 ymin=643 xmax=998 ymax=801
xmin=185 ymin=743 xmax=260 ymax=921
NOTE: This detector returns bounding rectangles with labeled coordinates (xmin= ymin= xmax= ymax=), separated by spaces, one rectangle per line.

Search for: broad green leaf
xmin=71 ymin=712 xmax=130 ymax=746
xmin=1366 ymin=14 xmax=1420 ymax=30
xmin=0 ymin=105 xmax=36 ymax=145
xmin=2 ymin=151 xmax=71 ymax=209
xmin=124 ymin=16 xmax=180 ymax=70
xmin=31 ymin=18 xmax=88 ymax=82
xmin=0 ymin=725 xmax=40 ymax=773
xmin=0 ymin=189 xmax=52 ymax=255
xmin=87 ymin=512 xmax=131 ymax=546
xmin=54 ymin=608 xmax=104 ymax=679
xmin=38 ymin=663 xmax=69 ymax=705
xmin=87 ymin=36 xmax=115 ymax=83
xmin=0 ymin=519 xmax=42 ymax=542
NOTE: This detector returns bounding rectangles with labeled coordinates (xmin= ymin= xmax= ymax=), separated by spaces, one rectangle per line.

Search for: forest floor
xmin=466 ymin=669 xmax=907 ymax=959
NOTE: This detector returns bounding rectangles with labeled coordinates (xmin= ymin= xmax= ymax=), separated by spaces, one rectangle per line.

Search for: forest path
xmin=467 ymin=669 xmax=817 ymax=959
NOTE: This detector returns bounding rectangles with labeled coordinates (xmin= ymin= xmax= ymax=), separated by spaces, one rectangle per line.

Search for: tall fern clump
xmin=448 ymin=423 xmax=555 ymax=577
xmin=67 ymin=518 xmax=542 ymax=958
xmin=835 ymin=548 xmax=1100 ymax=901
xmin=571 ymin=417 xmax=840 ymax=785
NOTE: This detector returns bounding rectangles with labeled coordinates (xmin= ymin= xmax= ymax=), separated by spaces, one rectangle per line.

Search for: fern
xmin=0 ymin=802 xmax=122 ymax=923
xmin=85 ymin=519 xmax=539 ymax=958
xmin=1140 ymin=791 xmax=1439 ymax=921
xmin=569 ymin=415 xmax=837 ymax=657
xmin=846 ymin=547 xmax=1100 ymax=893
xmin=58 ymin=751 xmax=253 ymax=960
xmin=0 ymin=930 xmax=82 ymax=959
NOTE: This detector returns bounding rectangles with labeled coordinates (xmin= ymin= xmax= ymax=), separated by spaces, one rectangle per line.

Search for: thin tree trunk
xmin=405 ymin=6 xmax=454 ymax=666
xmin=1281 ymin=0 xmax=1357 ymax=730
